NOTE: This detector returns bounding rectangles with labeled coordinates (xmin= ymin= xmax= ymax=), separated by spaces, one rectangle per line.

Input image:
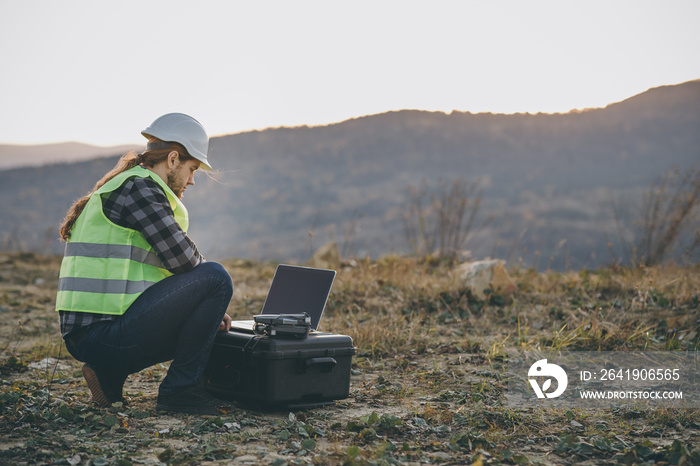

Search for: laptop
xmin=229 ymin=264 xmax=336 ymax=333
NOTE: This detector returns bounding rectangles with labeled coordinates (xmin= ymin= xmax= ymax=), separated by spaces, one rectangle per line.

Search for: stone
xmin=28 ymin=357 xmax=72 ymax=372
xmin=455 ymin=259 xmax=517 ymax=300
xmin=308 ymin=241 xmax=342 ymax=269
xmin=233 ymin=455 xmax=259 ymax=464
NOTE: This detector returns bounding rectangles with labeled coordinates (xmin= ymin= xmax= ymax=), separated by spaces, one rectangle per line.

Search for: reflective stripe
xmin=58 ymin=277 xmax=156 ymax=294
xmin=65 ymin=242 xmax=164 ymax=269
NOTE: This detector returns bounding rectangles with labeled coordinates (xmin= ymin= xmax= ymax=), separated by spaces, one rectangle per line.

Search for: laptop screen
xmin=261 ymin=264 xmax=336 ymax=330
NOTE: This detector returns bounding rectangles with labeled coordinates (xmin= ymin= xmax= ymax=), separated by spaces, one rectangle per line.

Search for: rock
xmin=455 ymin=259 xmax=517 ymax=300
xmin=431 ymin=451 xmax=452 ymax=461
xmin=28 ymin=357 xmax=72 ymax=372
xmin=308 ymin=241 xmax=342 ymax=270
xmin=233 ymin=454 xmax=259 ymax=464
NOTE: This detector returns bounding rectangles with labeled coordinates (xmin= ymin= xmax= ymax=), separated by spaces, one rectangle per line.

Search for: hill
xmin=0 ymin=142 xmax=142 ymax=170
xmin=0 ymin=80 xmax=699 ymax=269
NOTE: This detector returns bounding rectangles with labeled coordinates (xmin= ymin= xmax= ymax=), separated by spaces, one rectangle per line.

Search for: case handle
xmin=302 ymin=357 xmax=337 ymax=373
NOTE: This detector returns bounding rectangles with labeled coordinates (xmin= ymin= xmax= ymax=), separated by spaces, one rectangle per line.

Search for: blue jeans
xmin=65 ymin=262 xmax=233 ymax=396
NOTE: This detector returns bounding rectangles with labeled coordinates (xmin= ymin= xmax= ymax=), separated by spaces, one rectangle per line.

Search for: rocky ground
xmin=1 ymin=252 xmax=699 ymax=465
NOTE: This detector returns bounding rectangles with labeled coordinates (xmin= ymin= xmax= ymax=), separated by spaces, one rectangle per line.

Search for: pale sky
xmin=1 ymin=0 xmax=698 ymax=147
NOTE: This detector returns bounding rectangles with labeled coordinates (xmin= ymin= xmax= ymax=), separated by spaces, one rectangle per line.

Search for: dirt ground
xmin=1 ymin=252 xmax=699 ymax=465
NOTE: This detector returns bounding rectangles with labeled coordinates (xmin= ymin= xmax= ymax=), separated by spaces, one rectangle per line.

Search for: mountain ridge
xmin=1 ymin=80 xmax=698 ymax=270
xmin=0 ymin=141 xmax=142 ymax=170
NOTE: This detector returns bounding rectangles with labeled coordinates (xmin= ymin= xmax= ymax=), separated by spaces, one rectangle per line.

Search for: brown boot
xmin=82 ymin=364 xmax=125 ymax=407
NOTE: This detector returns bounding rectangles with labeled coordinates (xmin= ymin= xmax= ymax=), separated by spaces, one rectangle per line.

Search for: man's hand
xmin=219 ymin=314 xmax=231 ymax=332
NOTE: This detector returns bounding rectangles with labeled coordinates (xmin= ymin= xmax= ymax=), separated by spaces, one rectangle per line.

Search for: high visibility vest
xmin=55 ymin=165 xmax=189 ymax=315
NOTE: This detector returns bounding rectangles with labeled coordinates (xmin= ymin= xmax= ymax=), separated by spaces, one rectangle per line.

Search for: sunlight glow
xmin=0 ymin=0 xmax=698 ymax=146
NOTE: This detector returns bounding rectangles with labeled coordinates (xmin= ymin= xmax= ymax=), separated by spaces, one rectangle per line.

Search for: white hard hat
xmin=141 ymin=113 xmax=212 ymax=170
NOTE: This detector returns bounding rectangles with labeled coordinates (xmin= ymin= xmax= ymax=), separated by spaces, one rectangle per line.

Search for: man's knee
xmin=199 ymin=261 xmax=233 ymax=295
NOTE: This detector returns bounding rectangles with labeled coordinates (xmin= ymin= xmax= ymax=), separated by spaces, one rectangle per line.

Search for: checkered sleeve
xmin=103 ymin=176 xmax=203 ymax=273
xmin=59 ymin=309 xmax=115 ymax=337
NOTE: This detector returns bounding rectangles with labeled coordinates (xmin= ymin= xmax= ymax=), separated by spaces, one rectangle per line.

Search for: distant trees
xmin=611 ymin=165 xmax=700 ymax=266
xmin=402 ymin=177 xmax=482 ymax=261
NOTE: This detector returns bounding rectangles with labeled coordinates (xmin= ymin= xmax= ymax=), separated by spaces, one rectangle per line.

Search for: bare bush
xmin=402 ymin=177 xmax=482 ymax=261
xmin=612 ymin=165 xmax=700 ymax=266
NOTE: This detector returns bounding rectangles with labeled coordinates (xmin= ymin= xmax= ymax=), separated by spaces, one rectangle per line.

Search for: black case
xmin=205 ymin=330 xmax=356 ymax=409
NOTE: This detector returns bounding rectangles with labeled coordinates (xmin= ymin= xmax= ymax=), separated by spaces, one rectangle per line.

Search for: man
xmin=56 ymin=113 xmax=233 ymax=415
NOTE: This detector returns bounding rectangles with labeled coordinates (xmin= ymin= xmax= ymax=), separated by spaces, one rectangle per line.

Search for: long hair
xmin=59 ymin=139 xmax=195 ymax=241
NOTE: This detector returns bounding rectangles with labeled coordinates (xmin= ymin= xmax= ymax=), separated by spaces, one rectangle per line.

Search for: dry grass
xmin=1 ymin=253 xmax=699 ymax=465
xmin=316 ymin=258 xmax=700 ymax=358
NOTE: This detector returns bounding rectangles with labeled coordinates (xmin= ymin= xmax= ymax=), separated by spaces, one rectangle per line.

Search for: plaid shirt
xmin=59 ymin=174 xmax=203 ymax=336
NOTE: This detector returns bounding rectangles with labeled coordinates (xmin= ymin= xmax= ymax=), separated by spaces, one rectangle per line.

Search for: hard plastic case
xmin=205 ymin=330 xmax=356 ymax=409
